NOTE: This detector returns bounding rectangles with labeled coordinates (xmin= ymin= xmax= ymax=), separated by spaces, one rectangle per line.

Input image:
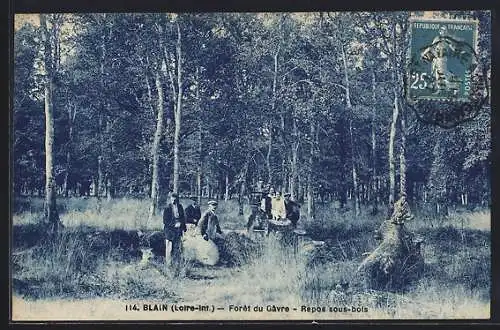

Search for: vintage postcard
xmin=10 ymin=10 xmax=492 ymax=322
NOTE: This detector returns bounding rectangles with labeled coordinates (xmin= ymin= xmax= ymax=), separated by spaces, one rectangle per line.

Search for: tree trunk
xmin=43 ymin=76 xmax=59 ymax=226
xmin=280 ymin=111 xmax=288 ymax=193
xmin=224 ymin=172 xmax=230 ymax=201
xmin=289 ymin=117 xmax=299 ymax=200
xmin=105 ymin=116 xmax=113 ymax=201
xmin=97 ymin=117 xmax=104 ymax=197
xmin=266 ymin=126 xmax=273 ymax=186
xmin=399 ymin=99 xmax=407 ymax=197
xmin=341 ymin=41 xmax=360 ymax=216
xmin=238 ymin=180 xmax=246 ymax=216
xmin=388 ymin=20 xmax=403 ymax=216
xmin=349 ymin=120 xmax=360 ymax=216
xmin=238 ymin=161 xmax=249 ymax=216
xmin=106 ymin=176 xmax=112 ymax=201
xmin=266 ymin=47 xmax=280 ymax=186
xmin=371 ymin=70 xmax=379 ymax=214
xmin=172 ymin=22 xmax=183 ymax=194
xmin=307 ymin=121 xmax=315 ymax=221
xmin=148 ymin=68 xmax=165 ymax=223
xmin=206 ymin=177 xmax=211 ymax=199
xmin=196 ymin=67 xmax=203 ymax=205
xmin=40 ymin=14 xmax=60 ymax=229
xmin=97 ymin=16 xmax=108 ymax=201
xmin=388 ymin=92 xmax=399 ymax=213
xmin=63 ymin=104 xmax=76 ymax=198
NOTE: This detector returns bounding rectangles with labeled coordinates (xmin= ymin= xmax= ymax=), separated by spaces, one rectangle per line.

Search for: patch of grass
xmin=60 ymin=198 xmax=158 ymax=231
xmin=13 ymin=197 xmax=251 ymax=232
xmin=199 ymin=235 xmax=306 ymax=306
xmin=12 ymin=225 xmax=186 ymax=300
xmin=12 ymin=229 xmax=101 ymax=299
xmin=97 ymin=260 xmax=181 ymax=300
xmin=389 ymin=281 xmax=490 ymax=319
xmin=211 ymin=199 xmax=249 ymax=231
xmin=418 ymin=226 xmax=490 ymax=296
xmin=302 ymin=202 xmax=385 ymax=241
xmin=12 ymin=211 xmax=44 ymax=226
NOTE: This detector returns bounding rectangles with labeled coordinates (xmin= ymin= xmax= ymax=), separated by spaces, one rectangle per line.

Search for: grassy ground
xmin=11 ymin=197 xmax=490 ymax=319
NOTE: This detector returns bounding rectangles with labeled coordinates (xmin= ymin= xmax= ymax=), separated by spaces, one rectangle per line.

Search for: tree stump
xmin=357 ymin=195 xmax=424 ymax=291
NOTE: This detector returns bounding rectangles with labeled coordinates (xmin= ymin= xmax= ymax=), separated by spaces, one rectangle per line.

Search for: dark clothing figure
xmin=163 ymin=200 xmax=186 ymax=269
xmin=185 ymin=204 xmax=202 ymax=225
xmin=261 ymin=193 xmax=273 ymax=219
xmin=246 ymin=205 xmax=267 ymax=231
xmin=163 ymin=202 xmax=187 ymax=240
xmin=199 ymin=210 xmax=223 ymax=241
xmin=284 ymin=199 xmax=300 ymax=228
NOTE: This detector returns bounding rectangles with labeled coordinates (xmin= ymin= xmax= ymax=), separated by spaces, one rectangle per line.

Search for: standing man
xmin=185 ymin=197 xmax=202 ymax=225
xmin=284 ymin=192 xmax=300 ymax=229
xmin=261 ymin=187 xmax=275 ymax=220
xmin=198 ymin=200 xmax=223 ymax=243
xmin=163 ymin=192 xmax=187 ymax=268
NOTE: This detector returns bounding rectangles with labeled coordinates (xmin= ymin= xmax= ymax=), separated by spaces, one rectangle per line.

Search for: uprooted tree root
xmin=355 ymin=196 xmax=425 ymax=292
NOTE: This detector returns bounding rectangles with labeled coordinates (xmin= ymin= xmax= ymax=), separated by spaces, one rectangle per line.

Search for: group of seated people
xmin=247 ymin=187 xmax=300 ymax=232
xmin=182 ymin=189 xmax=300 ymax=236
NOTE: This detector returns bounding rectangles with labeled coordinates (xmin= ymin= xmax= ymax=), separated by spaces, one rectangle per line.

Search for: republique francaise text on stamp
xmin=406 ymin=17 xmax=487 ymax=128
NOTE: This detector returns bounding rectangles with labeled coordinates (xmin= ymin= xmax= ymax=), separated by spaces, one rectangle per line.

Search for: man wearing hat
xmin=185 ymin=197 xmax=202 ymax=225
xmin=198 ymin=200 xmax=223 ymax=242
xmin=284 ymin=192 xmax=300 ymax=229
xmin=163 ymin=192 xmax=187 ymax=267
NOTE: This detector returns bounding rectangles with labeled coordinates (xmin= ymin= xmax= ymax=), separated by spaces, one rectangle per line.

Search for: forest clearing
xmin=11 ymin=197 xmax=490 ymax=320
xmin=11 ymin=10 xmax=491 ymax=321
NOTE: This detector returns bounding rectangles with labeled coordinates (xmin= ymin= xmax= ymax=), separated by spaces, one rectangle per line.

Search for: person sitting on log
xmin=267 ymin=191 xmax=294 ymax=237
xmin=198 ymin=200 xmax=224 ymax=244
xmin=271 ymin=191 xmax=287 ymax=221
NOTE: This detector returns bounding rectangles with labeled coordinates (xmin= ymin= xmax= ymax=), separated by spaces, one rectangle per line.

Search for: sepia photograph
xmin=10 ymin=10 xmax=491 ymax=321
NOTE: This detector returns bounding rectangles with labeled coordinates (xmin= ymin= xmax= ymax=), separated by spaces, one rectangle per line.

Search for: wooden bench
xmin=251 ymin=229 xmax=267 ymax=239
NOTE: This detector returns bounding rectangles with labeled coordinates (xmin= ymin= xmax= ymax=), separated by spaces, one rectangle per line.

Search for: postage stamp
xmin=407 ymin=18 xmax=478 ymax=102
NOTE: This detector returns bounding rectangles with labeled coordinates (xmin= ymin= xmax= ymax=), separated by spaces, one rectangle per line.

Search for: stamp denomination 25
xmin=406 ymin=17 xmax=487 ymax=128
xmin=408 ymin=18 xmax=477 ymax=102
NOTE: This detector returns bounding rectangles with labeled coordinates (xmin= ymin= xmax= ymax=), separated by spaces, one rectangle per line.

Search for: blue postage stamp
xmin=407 ymin=18 xmax=478 ymax=102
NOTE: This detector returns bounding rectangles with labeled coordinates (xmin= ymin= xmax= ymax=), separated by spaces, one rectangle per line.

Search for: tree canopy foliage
xmin=13 ymin=11 xmax=491 ymax=218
